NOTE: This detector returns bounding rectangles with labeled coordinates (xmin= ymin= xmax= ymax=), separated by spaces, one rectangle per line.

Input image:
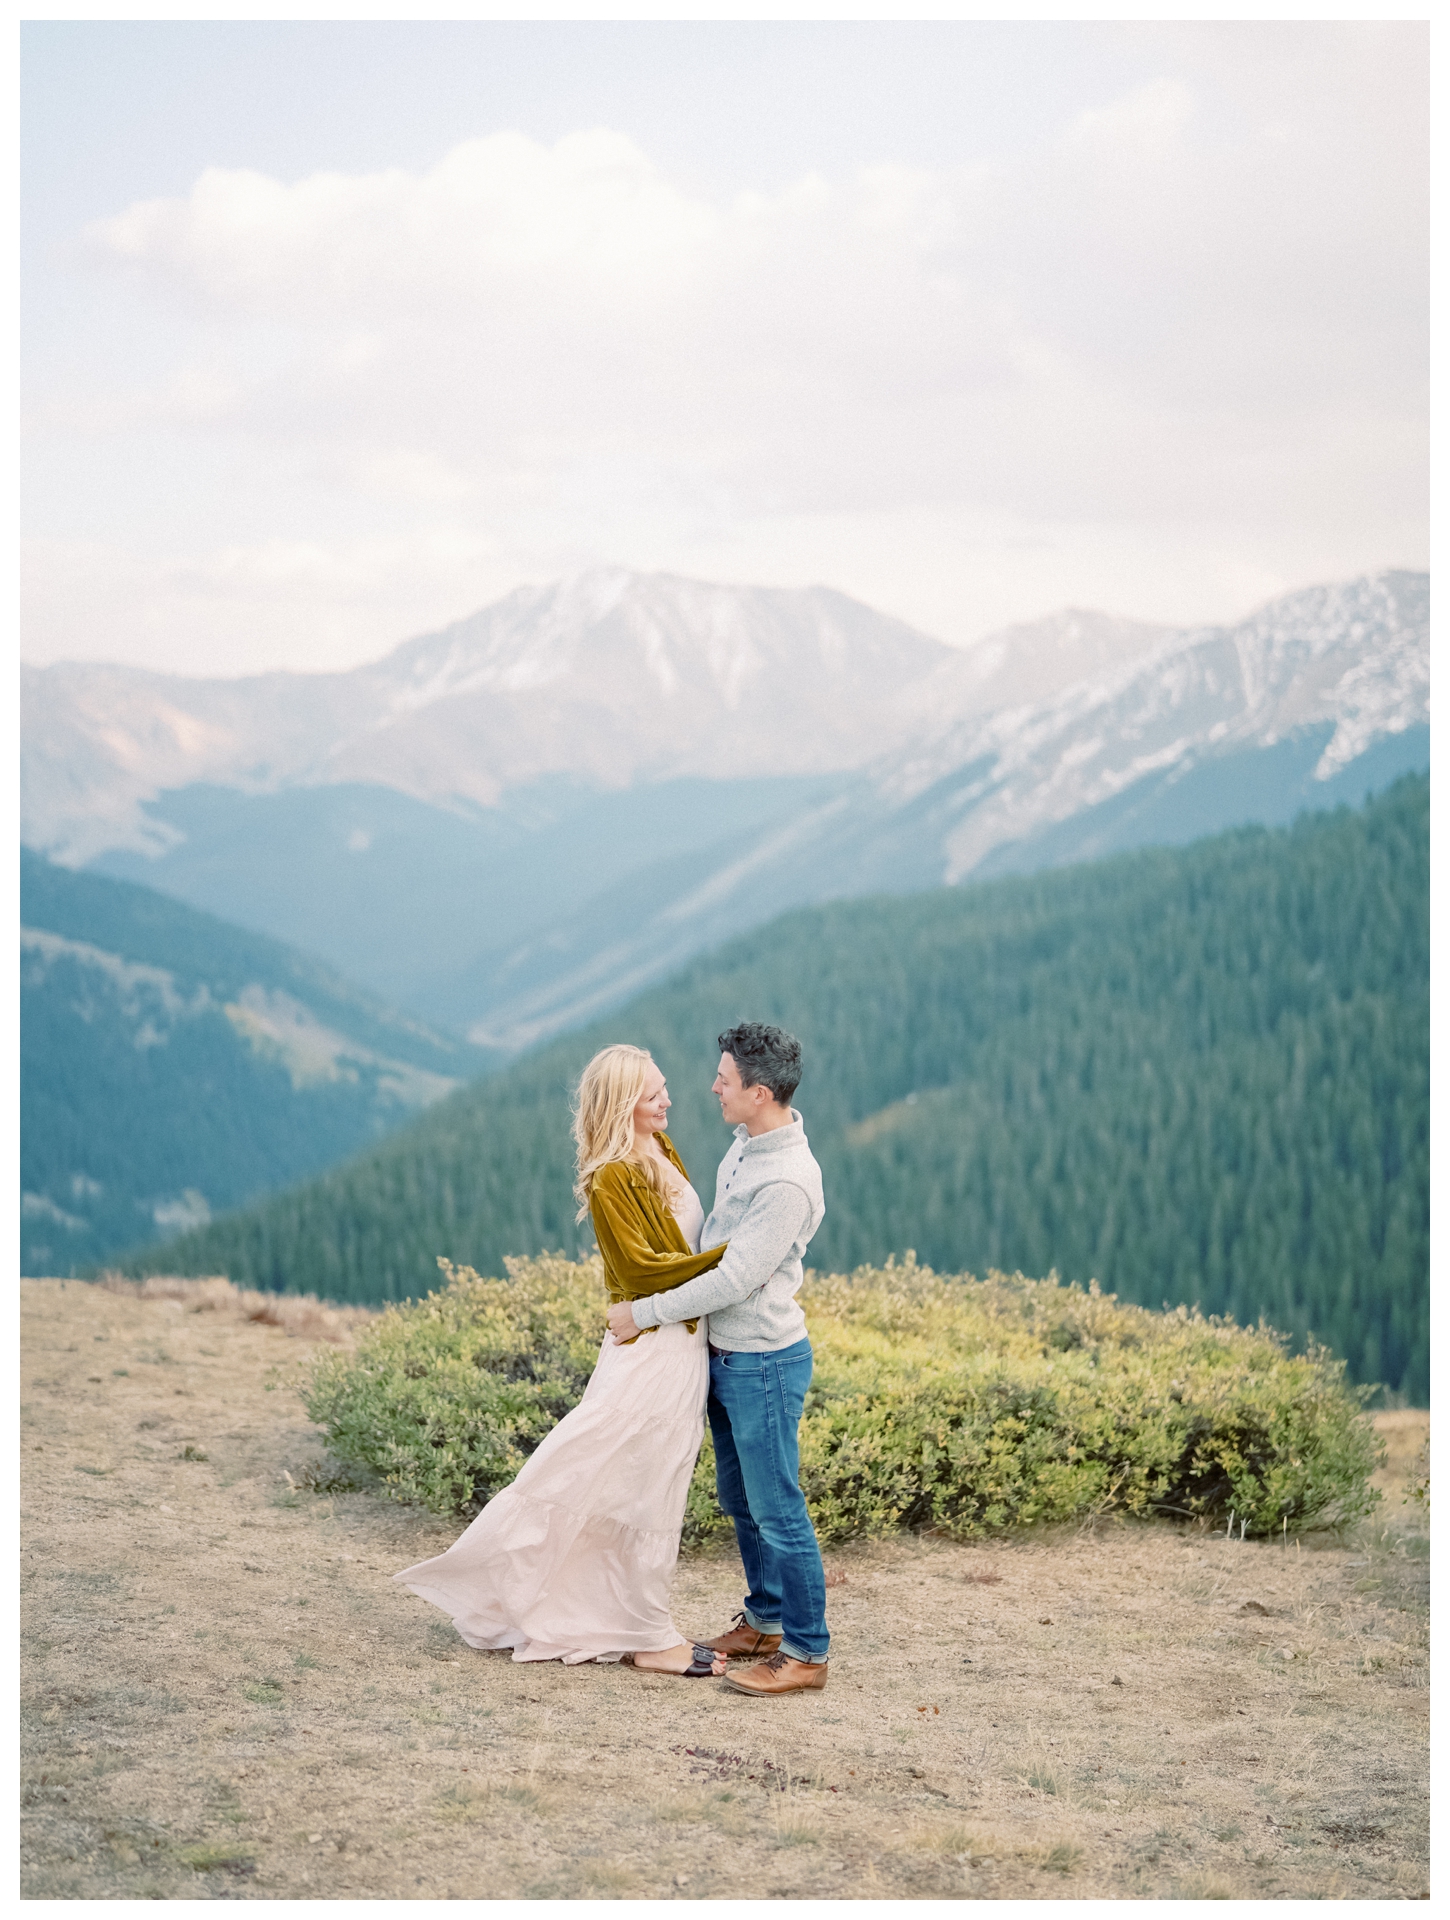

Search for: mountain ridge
xmin=20 ymin=568 xmax=1176 ymax=862
xmin=435 ymin=569 xmax=1428 ymax=1046
xmin=23 ymin=565 xmax=1428 ymax=1048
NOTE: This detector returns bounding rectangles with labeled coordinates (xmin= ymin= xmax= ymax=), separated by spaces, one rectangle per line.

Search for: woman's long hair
xmin=572 ymin=1044 xmax=673 ymax=1221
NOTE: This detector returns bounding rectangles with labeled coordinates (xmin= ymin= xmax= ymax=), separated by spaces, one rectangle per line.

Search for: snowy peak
xmin=320 ymin=568 xmax=960 ymax=803
xmin=371 ymin=568 xmax=949 ymax=713
xmin=931 ymin=606 xmax=1173 ymax=717
xmin=874 ymin=568 xmax=1430 ymax=884
xmin=1222 ymin=570 xmax=1429 ymax=777
xmin=21 ymin=569 xmax=958 ymax=858
xmin=20 ymin=566 xmax=1429 ymax=885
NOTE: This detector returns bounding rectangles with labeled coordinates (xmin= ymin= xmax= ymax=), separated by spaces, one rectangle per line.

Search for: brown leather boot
xmin=702 ymin=1612 xmax=783 ymax=1659
xmin=722 ymin=1651 xmax=828 ymax=1697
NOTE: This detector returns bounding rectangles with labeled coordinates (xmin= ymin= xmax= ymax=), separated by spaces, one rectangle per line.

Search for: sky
xmin=20 ymin=18 xmax=1430 ymax=677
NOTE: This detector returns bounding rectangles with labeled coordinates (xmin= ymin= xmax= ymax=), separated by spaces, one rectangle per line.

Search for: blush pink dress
xmin=393 ymin=1180 xmax=710 ymax=1663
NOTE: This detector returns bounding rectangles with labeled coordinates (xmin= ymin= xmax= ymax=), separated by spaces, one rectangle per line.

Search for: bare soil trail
xmin=20 ymin=1279 xmax=1428 ymax=1901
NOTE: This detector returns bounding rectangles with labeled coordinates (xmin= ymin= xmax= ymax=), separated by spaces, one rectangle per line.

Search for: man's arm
xmin=631 ymin=1183 xmax=812 ymax=1329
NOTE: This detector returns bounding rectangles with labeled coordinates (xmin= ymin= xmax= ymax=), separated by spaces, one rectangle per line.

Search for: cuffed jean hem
xmin=781 ymin=1645 xmax=829 ymax=1664
xmin=744 ymin=1608 xmax=781 ymax=1634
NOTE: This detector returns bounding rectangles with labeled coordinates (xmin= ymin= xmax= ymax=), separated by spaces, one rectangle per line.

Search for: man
xmin=606 ymin=1022 xmax=829 ymax=1696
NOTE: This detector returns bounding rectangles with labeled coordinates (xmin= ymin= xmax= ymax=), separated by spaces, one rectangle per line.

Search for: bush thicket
xmin=303 ymin=1254 xmax=1382 ymax=1545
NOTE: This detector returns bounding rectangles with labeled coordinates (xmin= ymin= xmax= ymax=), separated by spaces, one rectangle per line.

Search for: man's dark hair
xmin=718 ymin=1022 xmax=803 ymax=1107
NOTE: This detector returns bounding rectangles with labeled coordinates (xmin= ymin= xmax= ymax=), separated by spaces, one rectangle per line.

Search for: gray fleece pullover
xmin=630 ymin=1111 xmax=826 ymax=1351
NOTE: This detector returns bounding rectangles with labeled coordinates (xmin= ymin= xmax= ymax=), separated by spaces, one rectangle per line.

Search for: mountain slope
xmin=130 ymin=776 xmax=1429 ymax=1398
xmin=431 ymin=572 xmax=1428 ymax=1047
xmin=24 ymin=567 xmax=1428 ymax=1047
xmin=21 ymin=570 xmax=962 ymax=863
xmin=20 ymin=854 xmax=489 ymax=1273
xmin=921 ymin=568 xmax=1429 ymax=881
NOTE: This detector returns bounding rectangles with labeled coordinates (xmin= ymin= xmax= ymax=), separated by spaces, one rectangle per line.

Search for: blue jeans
xmin=707 ymin=1337 xmax=829 ymax=1664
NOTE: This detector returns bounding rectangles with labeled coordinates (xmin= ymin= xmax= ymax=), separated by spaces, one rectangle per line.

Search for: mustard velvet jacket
xmin=588 ymin=1134 xmax=727 ymax=1336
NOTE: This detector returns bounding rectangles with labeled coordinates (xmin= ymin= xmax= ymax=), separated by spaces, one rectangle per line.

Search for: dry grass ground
xmin=20 ymin=1277 xmax=1428 ymax=1902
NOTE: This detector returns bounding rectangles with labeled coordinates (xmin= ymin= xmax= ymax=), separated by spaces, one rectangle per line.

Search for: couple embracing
xmin=396 ymin=1022 xmax=830 ymax=1698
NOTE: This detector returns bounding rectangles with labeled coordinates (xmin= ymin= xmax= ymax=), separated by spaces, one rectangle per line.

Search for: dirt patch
xmin=21 ymin=1278 xmax=1429 ymax=1900
xmin=94 ymin=1270 xmax=373 ymax=1345
xmin=1369 ymin=1408 xmax=1429 ymax=1502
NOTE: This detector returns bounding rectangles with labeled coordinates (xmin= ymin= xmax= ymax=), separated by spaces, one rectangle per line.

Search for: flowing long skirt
xmin=393 ymin=1319 xmax=708 ymax=1664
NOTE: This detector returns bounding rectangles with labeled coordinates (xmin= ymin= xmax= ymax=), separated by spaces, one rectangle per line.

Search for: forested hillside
xmin=21 ymin=853 xmax=486 ymax=1273
xmin=131 ymin=776 xmax=1429 ymax=1398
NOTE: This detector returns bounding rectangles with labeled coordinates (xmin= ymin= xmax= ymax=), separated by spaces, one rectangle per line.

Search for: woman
xmin=394 ymin=1045 xmax=729 ymax=1676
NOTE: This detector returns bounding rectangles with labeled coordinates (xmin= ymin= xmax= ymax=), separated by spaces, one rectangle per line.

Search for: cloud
xmin=93 ymin=129 xmax=722 ymax=308
xmin=26 ymin=25 xmax=1428 ymax=671
xmin=82 ymin=115 xmax=1421 ymax=505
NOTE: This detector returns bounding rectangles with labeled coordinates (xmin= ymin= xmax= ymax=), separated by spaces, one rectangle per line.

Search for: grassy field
xmin=20 ymin=1277 xmax=1428 ymax=1901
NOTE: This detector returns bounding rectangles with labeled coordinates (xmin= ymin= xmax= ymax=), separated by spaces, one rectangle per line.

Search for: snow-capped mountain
xmin=22 ymin=569 xmax=1178 ymax=865
xmin=434 ymin=569 xmax=1430 ymax=1048
xmin=890 ymin=569 xmax=1431 ymax=883
xmin=19 ymin=565 xmax=1428 ymax=1047
xmin=22 ymin=571 xmax=957 ymax=863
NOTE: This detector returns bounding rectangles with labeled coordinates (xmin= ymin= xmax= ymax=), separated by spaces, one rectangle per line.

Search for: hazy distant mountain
xmin=907 ymin=569 xmax=1430 ymax=883
xmin=421 ymin=570 xmax=1432 ymax=1047
xmin=72 ymin=773 xmax=847 ymax=1015
xmin=22 ymin=569 xmax=1172 ymax=862
xmin=20 ymin=565 xmax=1427 ymax=1048
xmin=20 ymin=852 xmax=486 ymax=1273
xmin=914 ymin=604 xmax=1173 ymax=720
xmin=21 ymin=571 xmax=961 ymax=863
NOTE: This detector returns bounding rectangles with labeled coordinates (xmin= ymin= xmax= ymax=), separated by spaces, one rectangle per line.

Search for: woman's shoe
xmin=624 ymin=1643 xmax=728 ymax=1678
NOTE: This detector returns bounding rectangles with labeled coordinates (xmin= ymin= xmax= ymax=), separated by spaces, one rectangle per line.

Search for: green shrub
xmin=302 ymin=1255 xmax=602 ymax=1518
xmin=303 ymin=1253 xmax=1382 ymax=1544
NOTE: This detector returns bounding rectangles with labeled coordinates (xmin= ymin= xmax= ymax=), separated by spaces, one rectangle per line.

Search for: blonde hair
xmin=572 ymin=1044 xmax=674 ymax=1221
